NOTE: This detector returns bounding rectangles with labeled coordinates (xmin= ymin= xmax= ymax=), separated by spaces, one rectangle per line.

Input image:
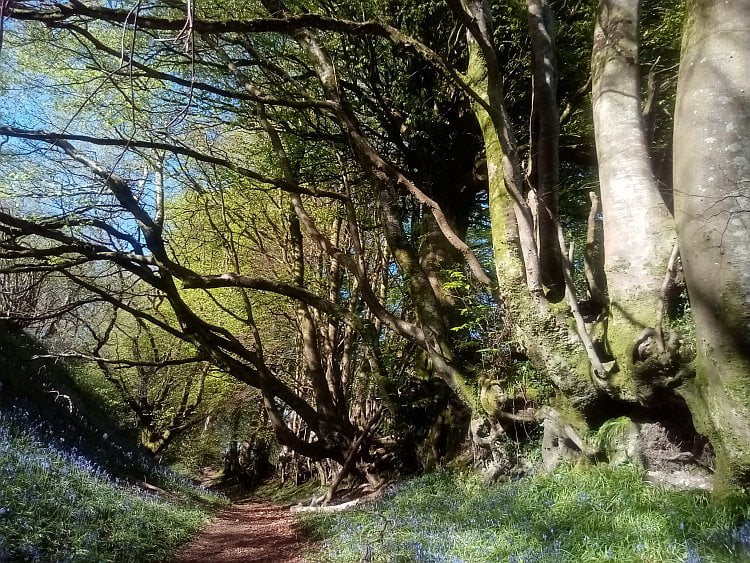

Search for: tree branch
xmin=31 ymin=352 xmax=204 ymax=369
xmin=0 ymin=126 xmax=347 ymax=201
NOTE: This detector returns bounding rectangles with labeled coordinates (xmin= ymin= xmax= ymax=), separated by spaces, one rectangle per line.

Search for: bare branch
xmin=0 ymin=126 xmax=348 ymax=201
xmin=32 ymin=351 xmax=204 ymax=368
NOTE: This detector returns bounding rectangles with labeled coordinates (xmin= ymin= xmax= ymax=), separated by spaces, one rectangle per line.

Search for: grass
xmin=0 ymin=407 xmax=225 ymax=562
xmin=300 ymin=466 xmax=750 ymax=562
xmin=253 ymin=478 xmax=325 ymax=505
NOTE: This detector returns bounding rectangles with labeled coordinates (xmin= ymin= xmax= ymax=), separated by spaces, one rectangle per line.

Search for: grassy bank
xmin=0 ymin=407 xmax=224 ymax=562
xmin=300 ymin=467 xmax=750 ymax=562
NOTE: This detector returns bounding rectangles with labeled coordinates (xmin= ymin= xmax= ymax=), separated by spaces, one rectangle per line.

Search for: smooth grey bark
xmin=673 ymin=0 xmax=750 ymax=493
xmin=592 ymin=0 xmax=676 ymax=393
xmin=527 ymin=0 xmax=564 ymax=301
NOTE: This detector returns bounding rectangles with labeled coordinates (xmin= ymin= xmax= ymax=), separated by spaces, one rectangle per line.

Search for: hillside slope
xmin=0 ymin=327 xmax=225 ymax=562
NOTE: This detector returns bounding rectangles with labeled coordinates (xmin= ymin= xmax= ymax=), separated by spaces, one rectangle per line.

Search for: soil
xmin=173 ymin=501 xmax=310 ymax=563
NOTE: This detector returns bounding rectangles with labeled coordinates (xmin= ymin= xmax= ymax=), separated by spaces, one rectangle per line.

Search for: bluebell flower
xmin=685 ymin=545 xmax=701 ymax=563
xmin=19 ymin=543 xmax=41 ymax=561
xmin=732 ymin=521 xmax=750 ymax=549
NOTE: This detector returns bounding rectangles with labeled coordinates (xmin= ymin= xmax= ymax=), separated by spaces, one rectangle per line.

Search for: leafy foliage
xmin=0 ymin=0 xmax=742 ymax=492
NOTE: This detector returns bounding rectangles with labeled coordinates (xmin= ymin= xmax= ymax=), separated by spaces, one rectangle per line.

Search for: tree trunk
xmin=673 ymin=0 xmax=750 ymax=495
xmin=592 ymin=0 xmax=676 ymax=398
xmin=527 ymin=0 xmax=564 ymax=301
xmin=462 ymin=7 xmax=599 ymax=416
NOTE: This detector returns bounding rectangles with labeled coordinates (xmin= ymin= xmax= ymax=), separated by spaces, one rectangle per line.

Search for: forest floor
xmin=173 ymin=500 xmax=310 ymax=563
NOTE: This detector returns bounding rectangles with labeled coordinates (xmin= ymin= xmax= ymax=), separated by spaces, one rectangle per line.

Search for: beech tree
xmin=1 ymin=0 xmax=749 ymax=493
xmin=673 ymin=0 xmax=750 ymax=493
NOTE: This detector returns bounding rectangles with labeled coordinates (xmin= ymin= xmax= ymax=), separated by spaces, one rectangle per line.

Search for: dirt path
xmin=174 ymin=501 xmax=309 ymax=563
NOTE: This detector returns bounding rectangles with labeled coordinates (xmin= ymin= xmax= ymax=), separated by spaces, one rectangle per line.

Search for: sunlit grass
xmin=254 ymin=478 xmax=325 ymax=504
xmin=0 ymin=408 xmax=223 ymax=562
xmin=300 ymin=466 xmax=750 ymax=562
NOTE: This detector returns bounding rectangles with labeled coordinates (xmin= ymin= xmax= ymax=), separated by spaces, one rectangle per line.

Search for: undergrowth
xmin=254 ymin=478 xmax=324 ymax=505
xmin=0 ymin=407 xmax=224 ymax=562
xmin=300 ymin=467 xmax=750 ymax=562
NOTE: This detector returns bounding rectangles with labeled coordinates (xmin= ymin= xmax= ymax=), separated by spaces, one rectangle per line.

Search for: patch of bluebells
xmin=3 ymin=399 xmax=139 ymax=467
xmin=685 ymin=544 xmax=702 ymax=563
xmin=0 ymin=405 xmax=213 ymax=562
xmin=1 ymin=403 xmax=218 ymax=504
xmin=707 ymin=519 xmax=750 ymax=558
xmin=305 ymin=467 xmax=750 ymax=563
xmin=1 ymin=426 xmax=113 ymax=486
xmin=405 ymin=541 xmax=463 ymax=563
xmin=731 ymin=520 xmax=750 ymax=552
xmin=0 ymin=405 xmax=209 ymax=495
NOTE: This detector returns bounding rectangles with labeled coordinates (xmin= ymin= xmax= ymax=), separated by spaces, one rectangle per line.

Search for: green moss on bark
xmin=679 ymin=366 xmax=750 ymax=499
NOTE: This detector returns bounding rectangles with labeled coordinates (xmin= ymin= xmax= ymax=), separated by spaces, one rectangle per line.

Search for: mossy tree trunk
xmin=673 ymin=0 xmax=750 ymax=494
xmin=455 ymin=0 xmax=699 ymax=468
xmin=456 ymin=0 xmax=600 ymax=419
xmin=591 ymin=0 xmax=678 ymax=400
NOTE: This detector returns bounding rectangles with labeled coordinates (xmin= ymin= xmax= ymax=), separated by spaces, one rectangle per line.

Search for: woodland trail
xmin=174 ymin=501 xmax=309 ymax=563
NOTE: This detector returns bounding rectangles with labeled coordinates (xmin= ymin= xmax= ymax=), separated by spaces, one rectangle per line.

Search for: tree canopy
xmin=1 ymin=0 xmax=749 ymax=495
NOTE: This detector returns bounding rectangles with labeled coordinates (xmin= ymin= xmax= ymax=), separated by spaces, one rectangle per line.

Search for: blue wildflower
xmin=685 ymin=545 xmax=701 ymax=562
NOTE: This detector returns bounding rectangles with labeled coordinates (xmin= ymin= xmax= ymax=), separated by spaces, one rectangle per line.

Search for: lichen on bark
xmin=674 ymin=0 xmax=750 ymax=494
